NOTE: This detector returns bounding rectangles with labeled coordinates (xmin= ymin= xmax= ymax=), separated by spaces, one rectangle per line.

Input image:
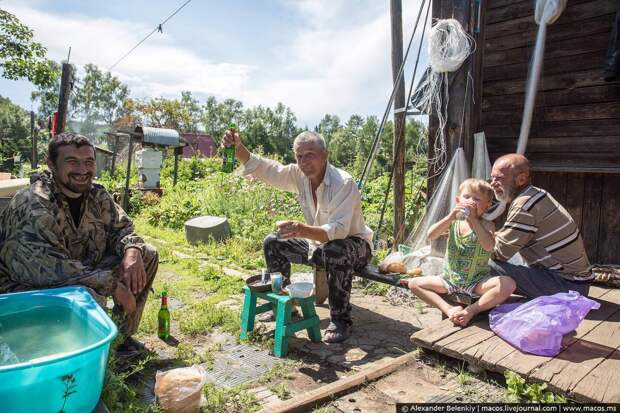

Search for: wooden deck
xmin=411 ymin=285 xmax=620 ymax=403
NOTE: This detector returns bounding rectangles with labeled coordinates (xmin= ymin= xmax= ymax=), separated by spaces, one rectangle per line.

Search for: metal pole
xmin=123 ymin=136 xmax=133 ymax=211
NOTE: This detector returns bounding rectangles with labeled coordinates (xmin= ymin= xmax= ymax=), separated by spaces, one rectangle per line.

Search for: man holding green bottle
xmin=222 ymin=130 xmax=373 ymax=343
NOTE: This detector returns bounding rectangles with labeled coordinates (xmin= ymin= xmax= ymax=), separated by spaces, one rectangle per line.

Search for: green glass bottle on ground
xmin=222 ymin=122 xmax=237 ymax=173
xmin=158 ymin=290 xmax=170 ymax=340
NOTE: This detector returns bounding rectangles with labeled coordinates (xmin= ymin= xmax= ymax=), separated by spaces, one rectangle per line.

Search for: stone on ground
xmin=184 ymin=216 xmax=230 ymax=244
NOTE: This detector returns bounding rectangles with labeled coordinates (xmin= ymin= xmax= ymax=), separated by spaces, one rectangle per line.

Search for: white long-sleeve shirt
xmin=240 ymin=154 xmax=374 ymax=255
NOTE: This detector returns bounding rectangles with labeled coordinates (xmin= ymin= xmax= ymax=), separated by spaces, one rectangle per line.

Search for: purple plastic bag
xmin=489 ymin=290 xmax=600 ymax=356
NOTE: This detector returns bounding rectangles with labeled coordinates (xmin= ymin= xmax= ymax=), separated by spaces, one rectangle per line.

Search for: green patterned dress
xmin=443 ymin=221 xmax=492 ymax=291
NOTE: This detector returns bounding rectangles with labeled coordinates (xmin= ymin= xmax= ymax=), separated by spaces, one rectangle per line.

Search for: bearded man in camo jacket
xmin=0 ymin=133 xmax=158 ymax=351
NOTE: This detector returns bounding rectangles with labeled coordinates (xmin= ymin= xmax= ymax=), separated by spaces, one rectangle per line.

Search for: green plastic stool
xmin=240 ymin=286 xmax=321 ymax=357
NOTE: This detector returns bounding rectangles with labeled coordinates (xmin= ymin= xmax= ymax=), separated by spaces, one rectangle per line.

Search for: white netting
xmin=428 ymin=19 xmax=474 ymax=73
xmin=416 ymin=19 xmax=475 ymax=173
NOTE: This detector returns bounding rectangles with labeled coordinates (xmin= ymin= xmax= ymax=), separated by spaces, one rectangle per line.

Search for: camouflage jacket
xmin=0 ymin=171 xmax=146 ymax=296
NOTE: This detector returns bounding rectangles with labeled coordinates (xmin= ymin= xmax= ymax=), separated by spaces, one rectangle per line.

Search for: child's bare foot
xmin=446 ymin=305 xmax=463 ymax=323
xmin=452 ymin=307 xmax=476 ymax=326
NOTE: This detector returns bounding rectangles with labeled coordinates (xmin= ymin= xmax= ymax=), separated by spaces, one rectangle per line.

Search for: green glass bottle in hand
xmin=222 ymin=122 xmax=237 ymax=173
xmin=158 ymin=290 xmax=170 ymax=340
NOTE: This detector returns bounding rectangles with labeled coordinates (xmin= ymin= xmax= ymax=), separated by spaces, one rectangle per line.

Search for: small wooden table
xmin=240 ymin=287 xmax=321 ymax=357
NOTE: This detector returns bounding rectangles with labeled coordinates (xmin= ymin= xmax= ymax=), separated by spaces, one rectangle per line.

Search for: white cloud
xmin=2 ymin=0 xmax=427 ymax=126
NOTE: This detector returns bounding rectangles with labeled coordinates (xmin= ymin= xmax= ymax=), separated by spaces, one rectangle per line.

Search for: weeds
xmin=202 ymin=383 xmax=260 ymax=413
xmin=505 ymin=371 xmax=567 ymax=403
xmin=258 ymin=362 xmax=294 ymax=384
xmin=270 ymin=382 xmax=292 ymax=400
xmin=456 ymin=363 xmax=472 ymax=386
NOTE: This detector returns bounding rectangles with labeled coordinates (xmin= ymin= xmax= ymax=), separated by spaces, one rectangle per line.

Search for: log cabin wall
xmin=477 ymin=0 xmax=620 ymax=264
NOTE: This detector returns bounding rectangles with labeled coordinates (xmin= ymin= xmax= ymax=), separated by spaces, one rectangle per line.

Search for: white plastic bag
xmin=155 ymin=365 xmax=207 ymax=413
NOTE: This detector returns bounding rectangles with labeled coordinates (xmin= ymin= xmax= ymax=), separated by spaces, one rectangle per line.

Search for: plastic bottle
xmin=158 ymin=290 xmax=170 ymax=340
xmin=222 ymin=123 xmax=237 ymax=173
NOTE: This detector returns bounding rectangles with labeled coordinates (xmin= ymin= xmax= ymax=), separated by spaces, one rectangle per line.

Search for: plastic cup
xmin=270 ymin=272 xmax=283 ymax=293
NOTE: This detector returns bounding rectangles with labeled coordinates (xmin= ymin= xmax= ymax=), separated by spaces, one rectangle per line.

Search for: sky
xmin=1 ymin=0 xmax=429 ymax=127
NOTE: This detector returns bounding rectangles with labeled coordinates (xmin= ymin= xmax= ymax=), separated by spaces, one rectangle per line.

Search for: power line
xmin=107 ymin=0 xmax=193 ymax=72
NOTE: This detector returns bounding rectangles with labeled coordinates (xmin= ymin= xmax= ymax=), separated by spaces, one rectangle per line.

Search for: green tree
xmin=0 ymin=9 xmax=55 ymax=86
xmin=314 ymin=114 xmax=341 ymax=144
xmin=243 ymin=103 xmax=299 ymax=161
xmin=72 ymin=64 xmax=130 ymax=138
xmin=201 ymin=97 xmax=244 ymax=144
xmin=0 ymin=95 xmax=31 ymax=172
xmin=30 ymin=60 xmax=64 ymax=119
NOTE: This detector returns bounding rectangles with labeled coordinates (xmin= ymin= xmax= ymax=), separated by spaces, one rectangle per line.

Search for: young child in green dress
xmin=408 ymin=178 xmax=516 ymax=326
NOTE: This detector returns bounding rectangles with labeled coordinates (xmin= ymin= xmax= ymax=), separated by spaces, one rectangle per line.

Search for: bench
xmin=313 ymin=264 xmax=474 ymax=318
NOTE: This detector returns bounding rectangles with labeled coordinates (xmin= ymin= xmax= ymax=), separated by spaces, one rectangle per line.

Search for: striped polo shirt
xmin=493 ymin=185 xmax=592 ymax=281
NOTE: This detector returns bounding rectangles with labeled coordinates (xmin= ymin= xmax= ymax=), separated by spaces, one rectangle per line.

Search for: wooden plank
xmin=572 ymin=348 xmax=620 ymax=403
xmin=483 ymin=119 xmax=620 ymax=139
xmin=564 ymin=173 xmax=585 ymax=230
xmin=597 ymin=174 xmax=620 ymax=264
xmin=486 ymin=1 xmax=536 ymax=24
xmin=484 ymin=33 xmax=609 ymax=68
xmin=264 ymin=352 xmax=419 ymax=413
xmin=582 ymin=174 xmax=604 ymax=263
xmin=531 ymin=171 xmax=551 ymax=191
xmin=531 ymin=304 xmax=620 ymax=401
xmin=431 ymin=319 xmax=496 ymax=359
xmin=486 ymin=137 xmax=620 ymax=154
xmin=483 ymin=103 xmax=620 ymax=124
xmin=410 ymin=318 xmax=462 ymax=348
xmin=462 ymin=335 xmax=518 ymax=372
xmin=483 ymin=51 xmax=604 ymax=82
xmin=484 ymin=69 xmax=619 ymax=97
xmin=546 ymin=172 xmax=567 ymax=206
xmin=482 ymin=84 xmax=620 ymax=112
xmin=486 ymin=13 xmax=614 ymax=52
xmin=486 ymin=153 xmax=620 ymax=171
xmin=529 ymin=288 xmax=620 ymax=384
xmin=486 ymin=1 xmax=615 ymax=39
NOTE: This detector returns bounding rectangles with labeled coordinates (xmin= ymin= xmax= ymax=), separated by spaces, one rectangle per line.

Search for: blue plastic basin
xmin=0 ymin=287 xmax=118 ymax=413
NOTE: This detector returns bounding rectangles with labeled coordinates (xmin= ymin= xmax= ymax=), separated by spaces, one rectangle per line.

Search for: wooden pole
xmin=390 ymin=0 xmax=407 ymax=247
xmin=427 ymin=0 xmax=475 ymax=197
xmin=30 ymin=111 xmax=37 ymax=169
xmin=55 ymin=63 xmax=73 ymax=135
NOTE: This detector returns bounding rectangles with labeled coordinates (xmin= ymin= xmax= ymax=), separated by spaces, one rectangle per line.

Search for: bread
xmin=407 ymin=267 xmax=423 ymax=276
xmin=379 ymin=261 xmax=407 ymax=274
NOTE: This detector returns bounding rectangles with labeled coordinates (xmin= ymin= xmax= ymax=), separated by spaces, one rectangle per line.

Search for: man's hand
xmin=113 ymin=282 xmax=136 ymax=314
xmin=276 ymin=220 xmax=304 ymax=239
xmin=119 ymin=247 xmax=146 ymax=295
xmin=221 ymin=129 xmax=241 ymax=149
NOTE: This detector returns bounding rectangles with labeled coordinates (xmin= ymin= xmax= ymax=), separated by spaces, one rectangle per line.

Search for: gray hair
xmin=293 ymin=131 xmax=327 ymax=153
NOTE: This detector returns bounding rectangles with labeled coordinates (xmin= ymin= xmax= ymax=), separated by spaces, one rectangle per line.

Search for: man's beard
xmin=495 ymin=184 xmax=519 ymax=203
xmin=60 ymin=173 xmax=93 ymax=194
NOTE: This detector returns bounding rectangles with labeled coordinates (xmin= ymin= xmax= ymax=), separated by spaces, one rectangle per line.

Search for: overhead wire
xmin=107 ymin=0 xmax=193 ymax=72
xmin=357 ymin=0 xmax=429 ymax=193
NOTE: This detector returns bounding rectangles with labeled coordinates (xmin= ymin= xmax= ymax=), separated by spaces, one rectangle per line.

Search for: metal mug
xmin=270 ymin=272 xmax=283 ymax=293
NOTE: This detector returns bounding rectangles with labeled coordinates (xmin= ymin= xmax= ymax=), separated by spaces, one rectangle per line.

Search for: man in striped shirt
xmin=489 ymin=154 xmax=593 ymax=298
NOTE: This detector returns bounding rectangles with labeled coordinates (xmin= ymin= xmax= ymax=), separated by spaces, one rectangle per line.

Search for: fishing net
xmin=415 ymin=19 xmax=474 ymax=173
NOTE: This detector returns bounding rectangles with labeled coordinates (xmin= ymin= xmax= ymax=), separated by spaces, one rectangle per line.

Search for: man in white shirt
xmin=222 ymin=130 xmax=373 ymax=343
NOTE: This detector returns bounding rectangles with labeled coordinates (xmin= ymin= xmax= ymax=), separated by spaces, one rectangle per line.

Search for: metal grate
xmin=203 ymin=343 xmax=281 ymax=388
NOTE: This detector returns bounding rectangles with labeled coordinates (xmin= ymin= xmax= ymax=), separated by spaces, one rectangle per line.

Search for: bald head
xmin=491 ymin=154 xmax=531 ymax=203
xmin=494 ymin=154 xmax=531 ymax=177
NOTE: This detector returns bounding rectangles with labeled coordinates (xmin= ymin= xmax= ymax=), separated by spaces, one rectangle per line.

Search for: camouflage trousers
xmin=263 ymin=234 xmax=371 ymax=326
xmin=2 ymin=244 xmax=158 ymax=338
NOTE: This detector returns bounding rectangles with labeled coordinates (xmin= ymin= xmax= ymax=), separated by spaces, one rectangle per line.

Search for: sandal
xmin=323 ymin=320 xmax=350 ymax=343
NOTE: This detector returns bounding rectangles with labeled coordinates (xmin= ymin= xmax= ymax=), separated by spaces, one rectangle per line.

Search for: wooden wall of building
xmin=477 ymin=0 xmax=620 ymax=264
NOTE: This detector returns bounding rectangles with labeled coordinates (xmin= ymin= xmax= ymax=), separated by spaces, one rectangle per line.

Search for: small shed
xmin=94 ymin=146 xmax=114 ymax=178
